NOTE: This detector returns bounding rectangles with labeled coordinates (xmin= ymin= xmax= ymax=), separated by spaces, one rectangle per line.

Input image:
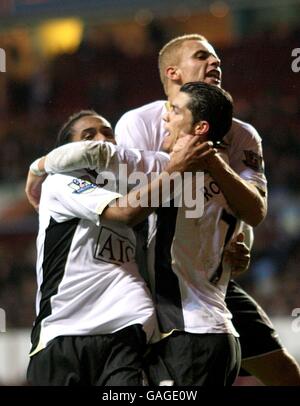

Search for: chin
xmin=205 ymin=78 xmax=221 ymax=87
xmin=161 ymin=142 xmax=170 ymax=153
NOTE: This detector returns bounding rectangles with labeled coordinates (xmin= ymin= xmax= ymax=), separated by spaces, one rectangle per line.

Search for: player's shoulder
xmin=45 ymin=172 xmax=73 ymax=184
xmin=40 ymin=174 xmax=68 ymax=206
xmin=117 ymin=100 xmax=166 ymax=125
xmin=42 ymin=173 xmax=65 ymax=194
xmin=230 ymin=117 xmax=262 ymax=143
xmin=43 ymin=173 xmax=85 ymax=192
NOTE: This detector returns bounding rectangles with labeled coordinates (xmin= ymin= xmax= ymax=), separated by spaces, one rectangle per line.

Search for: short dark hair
xmin=158 ymin=34 xmax=208 ymax=93
xmin=55 ymin=109 xmax=98 ymax=147
xmin=180 ymin=82 xmax=233 ymax=143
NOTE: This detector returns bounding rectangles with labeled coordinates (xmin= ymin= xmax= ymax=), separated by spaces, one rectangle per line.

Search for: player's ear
xmin=165 ymin=65 xmax=181 ymax=81
xmin=194 ymin=120 xmax=209 ymax=136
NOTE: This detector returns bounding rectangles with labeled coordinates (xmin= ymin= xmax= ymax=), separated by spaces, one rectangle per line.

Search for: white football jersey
xmin=30 ymin=172 xmax=157 ymax=356
xmin=115 ymin=101 xmax=167 ymax=152
xmin=115 ymin=100 xmax=267 ymax=336
xmin=145 ymin=152 xmax=242 ymax=336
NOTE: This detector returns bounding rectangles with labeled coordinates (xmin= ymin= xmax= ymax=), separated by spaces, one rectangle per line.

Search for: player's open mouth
xmin=206 ymin=70 xmax=221 ymax=83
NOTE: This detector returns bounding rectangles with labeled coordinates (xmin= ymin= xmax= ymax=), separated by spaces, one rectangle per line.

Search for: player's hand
xmin=224 ymin=232 xmax=251 ymax=277
xmin=172 ymin=134 xmax=195 ymax=153
xmin=25 ymin=170 xmax=47 ymax=211
xmin=168 ymin=134 xmax=217 ymax=173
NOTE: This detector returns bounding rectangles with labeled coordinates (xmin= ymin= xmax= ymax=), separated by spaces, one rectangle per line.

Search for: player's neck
xmin=167 ymin=83 xmax=181 ymax=101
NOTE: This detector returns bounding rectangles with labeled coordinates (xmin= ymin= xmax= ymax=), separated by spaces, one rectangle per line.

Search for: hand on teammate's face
xmin=172 ymin=133 xmax=195 ymax=153
xmin=168 ymin=134 xmax=217 ymax=173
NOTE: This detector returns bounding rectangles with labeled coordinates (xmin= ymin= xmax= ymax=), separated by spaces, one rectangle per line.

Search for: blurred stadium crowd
xmin=0 ymin=20 xmax=300 ymax=329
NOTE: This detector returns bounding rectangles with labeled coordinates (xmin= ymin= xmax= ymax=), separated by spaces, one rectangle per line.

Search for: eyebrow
xmin=81 ymin=127 xmax=96 ymax=134
xmin=171 ymin=103 xmax=180 ymax=112
xmin=194 ymin=49 xmax=219 ymax=59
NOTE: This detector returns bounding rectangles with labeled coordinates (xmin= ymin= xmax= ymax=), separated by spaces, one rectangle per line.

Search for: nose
xmin=209 ymin=54 xmax=221 ymax=68
xmin=95 ymin=133 xmax=108 ymax=142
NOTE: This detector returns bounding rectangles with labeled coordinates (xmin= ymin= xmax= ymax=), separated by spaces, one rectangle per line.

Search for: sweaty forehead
xmin=180 ymin=39 xmax=218 ymax=58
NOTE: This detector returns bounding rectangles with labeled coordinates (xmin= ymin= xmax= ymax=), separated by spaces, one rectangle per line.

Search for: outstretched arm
xmin=44 ymin=141 xmax=170 ymax=175
xmin=25 ymin=141 xmax=170 ymax=209
xmin=25 ymin=136 xmax=215 ymax=210
xmin=25 ymin=141 xmax=169 ymax=208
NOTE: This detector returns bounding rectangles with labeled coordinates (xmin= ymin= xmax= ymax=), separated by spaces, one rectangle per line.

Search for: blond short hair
xmin=158 ymin=34 xmax=207 ymax=94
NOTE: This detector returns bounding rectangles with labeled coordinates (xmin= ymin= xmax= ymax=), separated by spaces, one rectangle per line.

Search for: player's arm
xmin=212 ymin=121 xmax=268 ymax=228
xmin=32 ymin=141 xmax=121 ymax=175
xmin=102 ymin=171 xmax=173 ymax=227
xmin=44 ymin=141 xmax=170 ymax=175
xmin=206 ymin=153 xmax=267 ymax=227
xmin=172 ymin=128 xmax=267 ymax=227
xmin=25 ymin=141 xmax=113 ymax=209
xmin=25 ymin=170 xmax=46 ymax=210
xmin=224 ymin=232 xmax=251 ymax=277
xmin=25 ymin=141 xmax=170 ymax=210
xmin=101 ymin=137 xmax=215 ymax=227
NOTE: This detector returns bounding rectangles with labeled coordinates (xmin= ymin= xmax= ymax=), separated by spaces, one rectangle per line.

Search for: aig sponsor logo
xmin=94 ymin=226 xmax=135 ymax=265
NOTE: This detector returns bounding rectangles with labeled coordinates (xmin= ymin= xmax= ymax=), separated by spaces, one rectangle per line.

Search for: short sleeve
xmin=115 ymin=101 xmax=166 ymax=151
xmin=115 ymin=110 xmax=154 ymax=150
xmin=226 ymin=119 xmax=267 ymax=193
xmin=42 ymin=174 xmax=121 ymax=225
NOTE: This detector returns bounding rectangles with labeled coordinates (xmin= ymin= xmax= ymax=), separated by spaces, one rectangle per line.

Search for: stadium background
xmin=0 ymin=0 xmax=300 ymax=385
